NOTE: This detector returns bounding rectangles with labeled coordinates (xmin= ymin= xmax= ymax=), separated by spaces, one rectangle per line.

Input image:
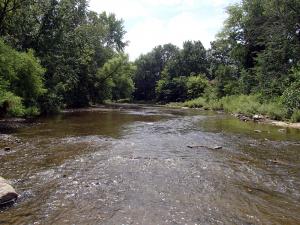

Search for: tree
xmin=96 ymin=54 xmax=136 ymax=102
xmin=0 ymin=38 xmax=45 ymax=116
xmin=133 ymin=44 xmax=179 ymax=101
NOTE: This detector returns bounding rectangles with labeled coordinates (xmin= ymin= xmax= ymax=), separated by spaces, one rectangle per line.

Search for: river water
xmin=0 ymin=105 xmax=300 ymax=225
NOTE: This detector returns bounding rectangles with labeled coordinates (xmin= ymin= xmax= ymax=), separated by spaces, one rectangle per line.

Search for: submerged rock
xmin=4 ymin=147 xmax=11 ymax=152
xmin=0 ymin=177 xmax=18 ymax=206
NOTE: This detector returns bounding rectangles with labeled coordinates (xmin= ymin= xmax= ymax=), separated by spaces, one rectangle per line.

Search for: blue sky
xmin=89 ymin=0 xmax=240 ymax=60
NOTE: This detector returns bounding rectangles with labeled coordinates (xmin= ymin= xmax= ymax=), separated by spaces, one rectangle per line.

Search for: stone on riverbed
xmin=0 ymin=177 xmax=18 ymax=206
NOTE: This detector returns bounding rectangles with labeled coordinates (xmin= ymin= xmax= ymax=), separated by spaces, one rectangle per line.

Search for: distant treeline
xmin=0 ymin=0 xmax=300 ymax=121
xmin=133 ymin=0 xmax=300 ymax=121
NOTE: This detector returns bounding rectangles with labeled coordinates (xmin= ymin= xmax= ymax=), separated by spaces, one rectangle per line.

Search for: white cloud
xmin=89 ymin=0 xmax=240 ymax=60
xmin=89 ymin=0 xmax=148 ymax=20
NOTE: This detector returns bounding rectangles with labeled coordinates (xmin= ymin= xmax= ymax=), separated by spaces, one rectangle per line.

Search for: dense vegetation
xmin=0 ymin=0 xmax=135 ymax=116
xmin=1 ymin=0 xmax=299 ymax=122
xmin=133 ymin=0 xmax=300 ymax=122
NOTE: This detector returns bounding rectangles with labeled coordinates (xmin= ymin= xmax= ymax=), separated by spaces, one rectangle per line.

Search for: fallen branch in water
xmin=187 ymin=145 xmax=222 ymax=150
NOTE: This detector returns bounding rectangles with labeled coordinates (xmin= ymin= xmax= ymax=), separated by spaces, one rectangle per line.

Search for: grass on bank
xmin=168 ymin=95 xmax=300 ymax=122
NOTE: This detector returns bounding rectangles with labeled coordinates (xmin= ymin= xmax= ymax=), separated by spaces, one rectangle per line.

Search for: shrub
xmin=186 ymin=75 xmax=209 ymax=99
xmin=282 ymin=83 xmax=300 ymax=115
xmin=220 ymin=95 xmax=261 ymax=116
xmin=258 ymin=101 xmax=288 ymax=120
xmin=291 ymin=110 xmax=300 ymax=123
xmin=24 ymin=106 xmax=40 ymax=117
xmin=183 ymin=97 xmax=207 ymax=108
xmin=0 ymin=91 xmax=25 ymax=117
xmin=282 ymin=64 xmax=300 ymax=115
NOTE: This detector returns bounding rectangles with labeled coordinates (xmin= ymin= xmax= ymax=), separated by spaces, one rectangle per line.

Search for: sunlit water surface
xmin=0 ymin=105 xmax=300 ymax=225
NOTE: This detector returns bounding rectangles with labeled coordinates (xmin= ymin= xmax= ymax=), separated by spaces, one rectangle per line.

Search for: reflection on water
xmin=0 ymin=105 xmax=300 ymax=225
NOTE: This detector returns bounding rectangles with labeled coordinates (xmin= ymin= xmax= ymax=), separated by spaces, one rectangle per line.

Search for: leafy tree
xmin=133 ymin=44 xmax=179 ymax=101
xmin=0 ymin=38 xmax=45 ymax=116
xmin=166 ymin=40 xmax=208 ymax=79
xmin=96 ymin=54 xmax=136 ymax=102
xmin=156 ymin=76 xmax=187 ymax=103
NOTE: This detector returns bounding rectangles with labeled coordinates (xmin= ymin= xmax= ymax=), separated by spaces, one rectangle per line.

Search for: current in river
xmin=0 ymin=105 xmax=300 ymax=225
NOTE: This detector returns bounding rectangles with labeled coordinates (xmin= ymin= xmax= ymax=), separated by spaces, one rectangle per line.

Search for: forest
xmin=0 ymin=0 xmax=300 ymax=122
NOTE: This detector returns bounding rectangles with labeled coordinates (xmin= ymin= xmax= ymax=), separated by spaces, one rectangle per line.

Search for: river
xmin=0 ymin=105 xmax=300 ymax=225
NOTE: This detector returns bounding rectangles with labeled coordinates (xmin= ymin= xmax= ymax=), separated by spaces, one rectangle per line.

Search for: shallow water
xmin=0 ymin=105 xmax=300 ymax=225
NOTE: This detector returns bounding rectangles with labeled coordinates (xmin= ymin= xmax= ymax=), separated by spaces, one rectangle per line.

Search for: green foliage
xmin=1 ymin=0 xmax=128 ymax=113
xmin=13 ymin=49 xmax=46 ymax=102
xmin=220 ymin=95 xmax=261 ymax=116
xmin=0 ymin=38 xmax=45 ymax=117
xmin=282 ymin=84 xmax=300 ymax=114
xmin=24 ymin=106 xmax=40 ymax=117
xmin=133 ymin=44 xmax=179 ymax=101
xmin=282 ymin=65 xmax=300 ymax=115
xmin=0 ymin=91 xmax=25 ymax=117
xmin=156 ymin=76 xmax=187 ymax=103
xmin=291 ymin=110 xmax=300 ymax=123
xmin=96 ymin=54 xmax=136 ymax=102
xmin=186 ymin=75 xmax=209 ymax=99
xmin=259 ymin=102 xmax=288 ymax=121
xmin=183 ymin=97 xmax=207 ymax=108
xmin=179 ymin=94 xmax=288 ymax=120
xmin=214 ymin=65 xmax=239 ymax=97
xmin=38 ymin=91 xmax=63 ymax=115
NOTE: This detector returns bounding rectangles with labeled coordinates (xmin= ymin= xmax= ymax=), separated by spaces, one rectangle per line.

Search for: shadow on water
xmin=0 ymin=105 xmax=300 ymax=224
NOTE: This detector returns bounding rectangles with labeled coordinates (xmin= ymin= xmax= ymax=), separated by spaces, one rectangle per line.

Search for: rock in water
xmin=0 ymin=177 xmax=18 ymax=206
xmin=253 ymin=114 xmax=264 ymax=121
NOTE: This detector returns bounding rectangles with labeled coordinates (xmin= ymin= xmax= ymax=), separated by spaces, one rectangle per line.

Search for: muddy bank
xmin=0 ymin=118 xmax=36 ymax=134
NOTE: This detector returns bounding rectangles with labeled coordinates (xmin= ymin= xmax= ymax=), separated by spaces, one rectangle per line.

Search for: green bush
xmin=281 ymin=64 xmax=300 ymax=115
xmin=220 ymin=95 xmax=261 ymax=116
xmin=183 ymin=97 xmax=207 ymax=108
xmin=291 ymin=110 xmax=300 ymax=123
xmin=258 ymin=101 xmax=287 ymax=120
xmin=0 ymin=91 xmax=25 ymax=117
xmin=24 ymin=106 xmax=40 ymax=117
xmin=186 ymin=75 xmax=209 ymax=99
xmin=282 ymin=83 xmax=300 ymax=115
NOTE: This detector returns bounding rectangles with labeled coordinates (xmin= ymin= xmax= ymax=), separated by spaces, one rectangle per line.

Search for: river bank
xmin=227 ymin=112 xmax=300 ymax=130
xmin=167 ymin=96 xmax=300 ymax=130
xmin=197 ymin=107 xmax=300 ymax=130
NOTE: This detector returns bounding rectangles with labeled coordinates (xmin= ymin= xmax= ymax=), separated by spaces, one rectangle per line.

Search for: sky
xmin=89 ymin=0 xmax=240 ymax=60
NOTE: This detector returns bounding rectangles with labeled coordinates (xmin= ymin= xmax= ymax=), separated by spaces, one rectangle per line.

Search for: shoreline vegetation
xmin=1 ymin=0 xmax=300 ymax=129
xmin=167 ymin=94 xmax=300 ymax=123
xmin=167 ymin=102 xmax=300 ymax=130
